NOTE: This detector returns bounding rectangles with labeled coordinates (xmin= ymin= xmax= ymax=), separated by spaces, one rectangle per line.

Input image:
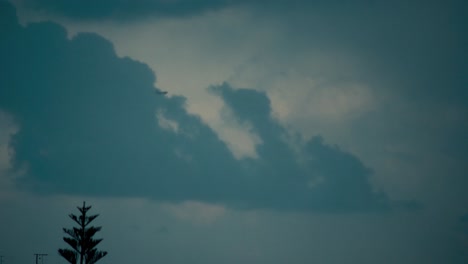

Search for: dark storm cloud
xmin=284 ymin=0 xmax=467 ymax=105
xmin=0 ymin=1 xmax=240 ymax=200
xmin=262 ymin=0 xmax=468 ymax=191
xmin=0 ymin=1 xmax=394 ymax=212
xmin=14 ymin=0 xmax=371 ymax=20
xmin=14 ymin=0 xmax=307 ymax=20
xmin=212 ymin=85 xmax=389 ymax=211
xmin=18 ymin=0 xmax=237 ymax=20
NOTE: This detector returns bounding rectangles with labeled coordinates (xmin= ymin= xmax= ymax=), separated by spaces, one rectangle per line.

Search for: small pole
xmin=34 ymin=254 xmax=48 ymax=264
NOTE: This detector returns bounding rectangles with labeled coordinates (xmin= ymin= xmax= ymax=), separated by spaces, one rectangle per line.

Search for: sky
xmin=0 ymin=0 xmax=467 ymax=263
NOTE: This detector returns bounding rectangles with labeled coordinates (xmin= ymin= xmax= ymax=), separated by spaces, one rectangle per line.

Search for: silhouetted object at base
xmin=155 ymin=90 xmax=168 ymax=95
xmin=59 ymin=201 xmax=108 ymax=264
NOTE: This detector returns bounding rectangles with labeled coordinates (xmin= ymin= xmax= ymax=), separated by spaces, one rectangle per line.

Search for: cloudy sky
xmin=1 ymin=0 xmax=467 ymax=263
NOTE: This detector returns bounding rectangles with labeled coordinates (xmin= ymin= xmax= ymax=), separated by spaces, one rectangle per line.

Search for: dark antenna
xmin=34 ymin=254 xmax=48 ymax=264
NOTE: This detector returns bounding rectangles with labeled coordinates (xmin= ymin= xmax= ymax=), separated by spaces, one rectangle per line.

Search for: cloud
xmin=1 ymin=1 xmax=239 ymax=199
xmin=15 ymin=0 xmax=239 ymax=20
xmin=13 ymin=0 xmax=324 ymax=20
xmin=0 ymin=1 xmax=395 ymax=212
xmin=162 ymin=200 xmax=226 ymax=225
xmin=212 ymin=84 xmax=390 ymax=211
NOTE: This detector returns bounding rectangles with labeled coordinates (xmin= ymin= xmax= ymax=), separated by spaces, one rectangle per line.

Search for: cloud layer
xmin=1 ymin=1 xmax=395 ymax=212
xmin=17 ymin=0 xmax=238 ymax=20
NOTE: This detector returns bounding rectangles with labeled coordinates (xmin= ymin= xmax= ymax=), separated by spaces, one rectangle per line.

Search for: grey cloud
xmin=0 ymin=1 xmax=240 ymax=200
xmin=14 ymin=0 xmax=374 ymax=20
xmin=251 ymin=0 xmax=468 ymax=209
xmin=212 ymin=84 xmax=390 ymax=211
xmin=1 ymin=1 xmax=396 ymax=212
xmin=283 ymin=0 xmax=467 ymax=105
xmin=17 ymin=0 xmax=238 ymax=20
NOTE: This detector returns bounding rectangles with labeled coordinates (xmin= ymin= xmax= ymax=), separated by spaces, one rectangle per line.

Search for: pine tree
xmin=59 ymin=201 xmax=108 ymax=264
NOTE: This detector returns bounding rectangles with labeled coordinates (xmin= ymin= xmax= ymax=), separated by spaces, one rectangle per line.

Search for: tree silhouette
xmin=59 ymin=201 xmax=108 ymax=264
